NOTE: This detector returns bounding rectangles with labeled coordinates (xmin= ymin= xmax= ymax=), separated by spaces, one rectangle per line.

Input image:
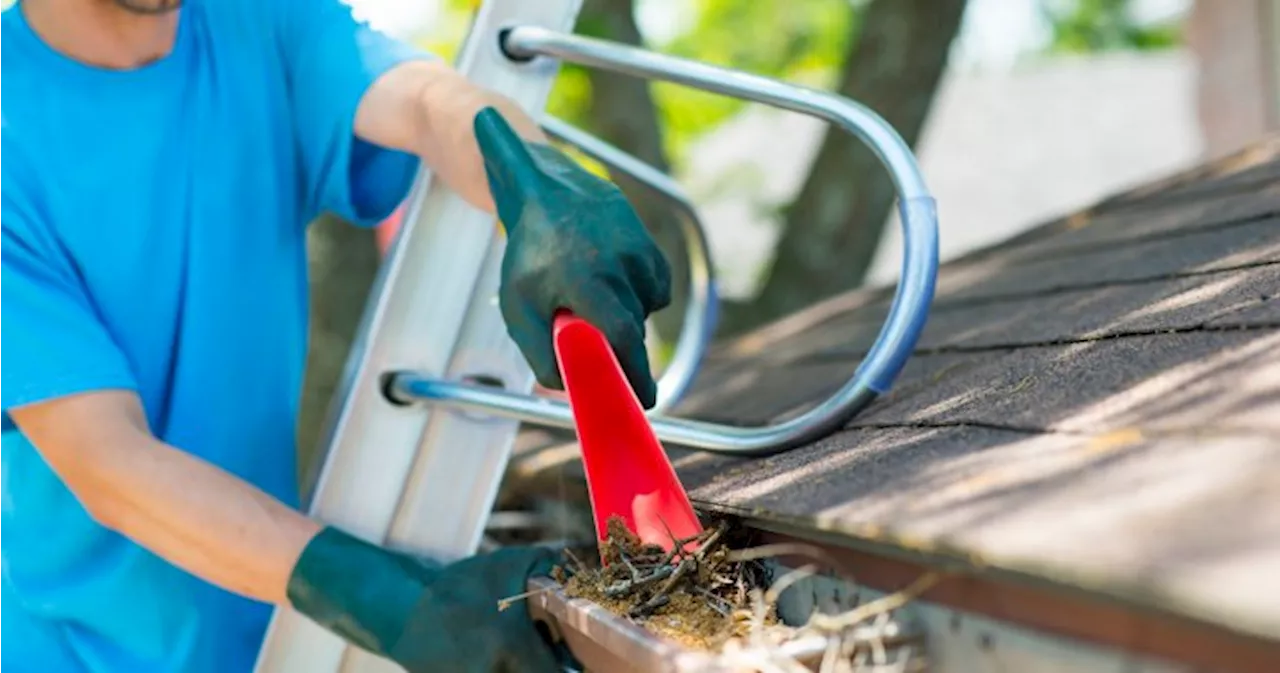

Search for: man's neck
xmin=21 ymin=0 xmax=180 ymax=70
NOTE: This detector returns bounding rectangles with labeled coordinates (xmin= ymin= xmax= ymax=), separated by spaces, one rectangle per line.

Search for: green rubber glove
xmin=287 ymin=526 xmax=563 ymax=673
xmin=474 ymin=107 xmax=673 ymax=409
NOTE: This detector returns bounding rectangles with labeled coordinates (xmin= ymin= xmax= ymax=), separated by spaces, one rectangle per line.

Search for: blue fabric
xmin=1 ymin=1 xmax=427 ymax=671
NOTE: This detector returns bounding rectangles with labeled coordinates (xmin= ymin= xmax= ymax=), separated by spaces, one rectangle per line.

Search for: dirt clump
xmin=555 ymin=516 xmax=774 ymax=651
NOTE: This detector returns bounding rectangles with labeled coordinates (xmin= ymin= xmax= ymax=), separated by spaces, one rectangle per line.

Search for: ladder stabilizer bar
xmin=390 ymin=26 xmax=940 ymax=456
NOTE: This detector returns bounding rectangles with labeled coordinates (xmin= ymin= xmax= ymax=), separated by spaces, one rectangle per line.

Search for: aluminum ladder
xmin=253 ymin=1 xmax=939 ymax=671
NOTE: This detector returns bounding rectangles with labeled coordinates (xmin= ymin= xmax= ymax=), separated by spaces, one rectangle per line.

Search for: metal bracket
xmin=389 ymin=27 xmax=940 ymax=456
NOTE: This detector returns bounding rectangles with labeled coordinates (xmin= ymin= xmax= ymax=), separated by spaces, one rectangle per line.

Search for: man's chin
xmin=112 ymin=0 xmax=183 ymax=15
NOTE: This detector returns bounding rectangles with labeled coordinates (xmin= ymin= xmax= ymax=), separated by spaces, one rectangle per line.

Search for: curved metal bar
xmin=506 ymin=27 xmax=930 ymax=201
xmin=388 ymin=371 xmax=875 ymax=454
xmin=390 ymin=28 xmax=940 ymax=455
xmin=539 ymin=116 xmax=718 ymax=414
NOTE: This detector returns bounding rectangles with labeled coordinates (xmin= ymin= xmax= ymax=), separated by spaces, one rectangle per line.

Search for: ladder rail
xmin=388 ymin=26 xmax=940 ymax=456
xmin=252 ymin=3 xmax=585 ymax=672
xmin=540 ymin=116 xmax=717 ymax=413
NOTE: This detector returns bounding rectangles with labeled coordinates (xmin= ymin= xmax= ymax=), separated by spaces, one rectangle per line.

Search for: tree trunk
xmin=721 ymin=0 xmax=968 ymax=335
xmin=1186 ymin=0 xmax=1280 ymax=161
xmin=577 ymin=0 xmax=690 ymax=348
xmin=296 ymin=214 xmax=381 ymax=501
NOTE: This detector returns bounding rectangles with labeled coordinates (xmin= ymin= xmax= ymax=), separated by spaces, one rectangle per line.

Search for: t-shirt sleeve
xmin=273 ymin=0 xmax=434 ymax=227
xmin=1 ymin=197 xmax=138 ymax=413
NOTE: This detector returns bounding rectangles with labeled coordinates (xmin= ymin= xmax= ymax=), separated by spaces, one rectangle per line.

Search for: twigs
xmin=547 ymin=515 xmax=934 ymax=671
xmin=726 ymin=542 xmax=838 ymax=565
xmin=495 ymin=584 xmax=559 ymax=611
xmin=604 ymin=563 xmax=673 ymax=597
xmin=706 ymin=560 xmax=938 ymax=672
xmin=599 ymin=518 xmax=742 ymax=620
xmin=562 ymin=547 xmax=587 ymax=573
xmin=764 ymin=563 xmax=818 ymax=606
xmin=806 ymin=572 xmax=940 ymax=632
xmin=556 ymin=515 xmax=775 ymax=648
xmin=695 ymin=586 xmax=734 ymax=617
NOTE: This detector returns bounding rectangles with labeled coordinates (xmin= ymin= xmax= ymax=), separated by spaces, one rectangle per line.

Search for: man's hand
xmin=355 ymin=63 xmax=673 ymax=407
xmin=474 ymin=109 xmax=672 ymax=407
xmin=287 ymin=527 xmax=564 ymax=673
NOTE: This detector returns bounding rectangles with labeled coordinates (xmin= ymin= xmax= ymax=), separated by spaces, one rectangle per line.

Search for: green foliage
xmin=413 ymin=0 xmax=478 ymax=61
xmin=410 ymin=0 xmax=859 ymax=174
xmin=414 ymin=0 xmax=1184 ymax=177
xmin=648 ymin=0 xmax=856 ymax=166
xmin=409 ymin=0 xmax=610 ymax=177
xmin=1041 ymin=0 xmax=1183 ymax=54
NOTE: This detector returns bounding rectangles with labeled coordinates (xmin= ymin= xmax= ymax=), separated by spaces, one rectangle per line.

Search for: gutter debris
xmin=521 ymin=515 xmax=936 ymax=672
xmin=556 ymin=517 xmax=773 ymax=650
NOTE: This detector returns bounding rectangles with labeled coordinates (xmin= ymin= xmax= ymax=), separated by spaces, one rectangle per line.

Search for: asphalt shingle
xmin=507 ymin=137 xmax=1280 ymax=648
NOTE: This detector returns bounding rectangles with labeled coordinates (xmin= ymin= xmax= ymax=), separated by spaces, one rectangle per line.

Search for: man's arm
xmin=349 ymin=58 xmax=672 ymax=405
xmin=8 ymin=387 xmax=561 ymax=671
xmin=351 ymin=60 xmax=548 ymax=216
xmin=4 ymin=61 xmax=548 ymax=612
xmin=4 ymin=180 xmax=560 ymax=670
xmin=9 ymin=391 xmax=319 ymax=606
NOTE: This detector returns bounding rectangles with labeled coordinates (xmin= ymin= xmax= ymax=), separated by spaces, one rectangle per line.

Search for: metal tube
xmin=391 ymin=27 xmax=940 ymax=455
xmin=503 ymin=27 xmax=930 ymax=200
xmin=389 ymin=371 xmax=876 ymax=454
xmin=540 ymin=116 xmax=717 ymax=414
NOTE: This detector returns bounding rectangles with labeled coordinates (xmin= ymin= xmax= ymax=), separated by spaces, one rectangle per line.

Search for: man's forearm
xmin=355 ymin=59 xmax=549 ymax=215
xmin=88 ymin=435 xmax=320 ymax=605
xmin=12 ymin=391 xmax=320 ymax=606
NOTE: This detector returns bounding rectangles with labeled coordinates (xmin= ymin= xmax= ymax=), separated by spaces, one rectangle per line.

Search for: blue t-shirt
xmin=1 ymin=1 xmax=426 ymax=671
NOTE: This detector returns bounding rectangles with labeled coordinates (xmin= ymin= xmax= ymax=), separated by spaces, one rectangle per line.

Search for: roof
xmin=507 ymin=135 xmax=1280 ymax=647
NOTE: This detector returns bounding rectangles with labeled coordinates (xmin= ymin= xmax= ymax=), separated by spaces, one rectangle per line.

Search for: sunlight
xmin=1124 ymin=275 xmax=1244 ymax=322
xmin=345 ymin=0 xmax=438 ymax=40
xmin=1055 ymin=332 xmax=1280 ymax=431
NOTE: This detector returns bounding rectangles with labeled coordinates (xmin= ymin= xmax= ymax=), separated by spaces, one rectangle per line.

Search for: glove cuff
xmin=286 ymin=526 xmax=438 ymax=656
xmin=475 ymin=108 xmax=584 ymax=233
xmin=475 ymin=107 xmax=536 ymax=234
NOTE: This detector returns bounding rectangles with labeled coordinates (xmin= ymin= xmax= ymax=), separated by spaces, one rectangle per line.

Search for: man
xmin=0 ymin=0 xmax=672 ymax=671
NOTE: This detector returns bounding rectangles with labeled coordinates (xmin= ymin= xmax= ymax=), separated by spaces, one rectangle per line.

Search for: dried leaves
xmin=556 ymin=516 xmax=774 ymax=650
xmin=544 ymin=516 xmax=934 ymax=670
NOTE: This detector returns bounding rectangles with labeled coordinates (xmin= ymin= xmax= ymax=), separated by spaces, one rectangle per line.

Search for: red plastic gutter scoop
xmin=552 ymin=311 xmax=704 ymax=560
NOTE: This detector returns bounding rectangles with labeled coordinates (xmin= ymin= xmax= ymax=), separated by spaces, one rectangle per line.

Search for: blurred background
xmin=2 ymin=0 xmax=1273 ymax=528
xmin=348 ymin=0 xmax=1276 ymax=287
xmin=317 ymin=0 xmax=1269 ymax=332
xmin=300 ymin=0 xmax=1280 ymax=461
